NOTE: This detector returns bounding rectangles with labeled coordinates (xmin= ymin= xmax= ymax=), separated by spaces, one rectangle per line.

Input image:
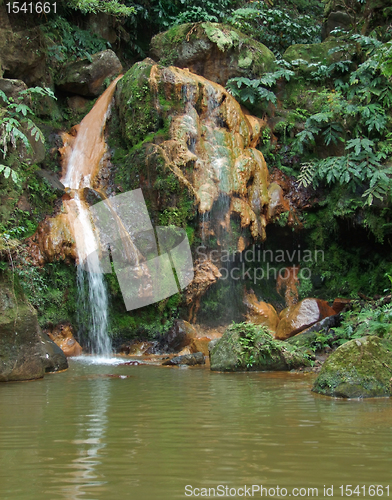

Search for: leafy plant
xmin=0 ymin=87 xmax=54 ymax=184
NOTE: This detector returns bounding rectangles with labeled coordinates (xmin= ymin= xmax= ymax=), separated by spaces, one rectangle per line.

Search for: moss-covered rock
xmin=283 ymin=39 xmax=356 ymax=74
xmin=0 ymin=271 xmax=68 ymax=382
xmin=150 ymin=22 xmax=275 ymax=86
xmin=209 ymin=322 xmax=311 ymax=372
xmin=312 ymin=336 xmax=392 ymax=398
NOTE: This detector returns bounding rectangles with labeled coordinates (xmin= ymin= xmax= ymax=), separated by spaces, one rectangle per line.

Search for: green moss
xmin=283 ymin=39 xmax=356 ymax=74
xmin=312 ymin=336 xmax=392 ymax=398
xmin=117 ymin=60 xmax=159 ymax=148
xmin=151 ymin=22 xmax=275 ymax=76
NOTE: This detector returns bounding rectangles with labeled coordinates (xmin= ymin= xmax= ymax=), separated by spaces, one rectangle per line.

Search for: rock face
xmin=0 ymin=26 xmax=49 ymax=85
xmin=275 ymin=298 xmax=336 ymax=340
xmin=312 ymin=336 xmax=392 ymax=398
xmin=0 ymin=273 xmax=68 ymax=382
xmin=56 ymin=50 xmax=122 ymax=96
xmin=210 ymin=323 xmax=311 ymax=372
xmin=150 ymin=22 xmax=275 ymax=86
xmin=117 ymin=58 xmax=270 ymax=239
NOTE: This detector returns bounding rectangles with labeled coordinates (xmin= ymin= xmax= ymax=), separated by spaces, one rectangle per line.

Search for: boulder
xmin=312 ymin=336 xmax=392 ymax=398
xmin=56 ymin=49 xmax=122 ymax=97
xmin=286 ymin=314 xmax=341 ymax=351
xmin=0 ymin=272 xmax=68 ymax=382
xmin=150 ymin=22 xmax=275 ymax=86
xmin=0 ymin=78 xmax=30 ymax=103
xmin=0 ymin=27 xmax=50 ymax=86
xmin=210 ymin=323 xmax=311 ymax=372
xmin=283 ymin=39 xmax=356 ymax=74
xmin=275 ymin=298 xmax=336 ymax=340
xmin=46 ymin=323 xmax=82 ymax=357
xmin=162 ymin=352 xmax=205 ymax=366
xmin=322 ymin=11 xmax=352 ymax=39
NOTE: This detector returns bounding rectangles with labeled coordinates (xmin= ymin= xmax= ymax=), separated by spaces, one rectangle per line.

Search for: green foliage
xmin=16 ymin=259 xmax=78 ymax=327
xmin=0 ymin=87 xmax=54 ymax=185
xmin=67 ymin=0 xmax=136 ymax=17
xmin=143 ymin=0 xmax=242 ymax=29
xmin=237 ymin=322 xmax=274 ymax=367
xmin=228 ymin=2 xmax=322 ymax=55
xmin=226 ymin=67 xmax=294 ymax=108
xmin=42 ymin=17 xmax=110 ymax=63
xmin=331 ymin=300 xmax=392 ymax=347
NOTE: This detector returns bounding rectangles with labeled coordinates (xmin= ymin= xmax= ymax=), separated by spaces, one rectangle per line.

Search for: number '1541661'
xmin=6 ymin=2 xmax=56 ymax=14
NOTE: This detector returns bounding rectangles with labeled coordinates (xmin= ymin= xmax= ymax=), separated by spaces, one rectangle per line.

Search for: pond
xmin=0 ymin=359 xmax=391 ymax=500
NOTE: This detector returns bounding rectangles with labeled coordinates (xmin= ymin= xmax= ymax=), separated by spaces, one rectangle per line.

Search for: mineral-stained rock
xmin=56 ymin=49 xmax=122 ymax=97
xmin=275 ymin=298 xmax=336 ymax=340
xmin=210 ymin=323 xmax=310 ymax=372
xmin=150 ymin=22 xmax=275 ymax=86
xmin=0 ymin=272 xmax=68 ymax=382
xmin=46 ymin=323 xmax=82 ymax=357
xmin=243 ymin=290 xmax=279 ymax=333
xmin=312 ymin=336 xmax=392 ymax=398
xmin=117 ymin=58 xmax=270 ymax=243
xmin=162 ymin=352 xmax=205 ymax=366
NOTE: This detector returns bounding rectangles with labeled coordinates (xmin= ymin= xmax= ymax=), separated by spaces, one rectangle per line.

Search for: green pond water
xmin=0 ymin=358 xmax=391 ymax=500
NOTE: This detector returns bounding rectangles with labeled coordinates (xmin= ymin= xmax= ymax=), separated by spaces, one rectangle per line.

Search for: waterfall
xmin=61 ymin=76 xmax=122 ymax=356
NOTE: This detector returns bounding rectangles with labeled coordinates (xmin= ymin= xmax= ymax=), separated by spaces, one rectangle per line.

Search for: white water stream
xmin=61 ymin=77 xmax=122 ymax=356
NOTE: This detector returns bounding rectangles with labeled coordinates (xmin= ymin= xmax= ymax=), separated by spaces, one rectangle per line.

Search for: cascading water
xmin=60 ymin=76 xmax=122 ymax=356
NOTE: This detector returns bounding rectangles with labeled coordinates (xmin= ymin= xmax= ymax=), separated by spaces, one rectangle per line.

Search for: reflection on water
xmin=0 ymin=362 xmax=391 ymax=500
xmin=66 ymin=377 xmax=109 ymax=500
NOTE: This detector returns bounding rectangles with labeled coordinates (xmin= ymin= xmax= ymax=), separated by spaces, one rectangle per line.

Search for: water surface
xmin=0 ymin=360 xmax=391 ymax=499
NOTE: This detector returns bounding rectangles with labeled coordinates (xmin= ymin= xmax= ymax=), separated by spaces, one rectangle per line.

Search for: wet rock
xmin=210 ymin=323 xmax=311 ymax=372
xmin=275 ymin=298 xmax=336 ymax=340
xmin=56 ymin=49 xmax=122 ymax=97
xmin=150 ymin=22 xmax=275 ymax=86
xmin=312 ymin=336 xmax=392 ymax=398
xmin=185 ymin=259 xmax=222 ymax=323
xmin=276 ymin=266 xmax=300 ymax=307
xmin=117 ymin=58 xmax=270 ymax=248
xmin=46 ymin=323 xmax=82 ymax=357
xmin=267 ymin=182 xmax=289 ymax=220
xmin=0 ymin=272 xmax=68 ymax=382
xmin=119 ymin=340 xmax=155 ymax=355
xmin=155 ymin=319 xmax=188 ymax=353
xmin=162 ymin=352 xmax=205 ymax=366
xmin=189 ymin=337 xmax=211 ymax=356
xmin=243 ymin=290 xmax=279 ymax=333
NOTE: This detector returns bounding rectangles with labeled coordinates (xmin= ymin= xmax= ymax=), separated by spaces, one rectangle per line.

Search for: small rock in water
xmin=162 ymin=352 xmax=205 ymax=366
